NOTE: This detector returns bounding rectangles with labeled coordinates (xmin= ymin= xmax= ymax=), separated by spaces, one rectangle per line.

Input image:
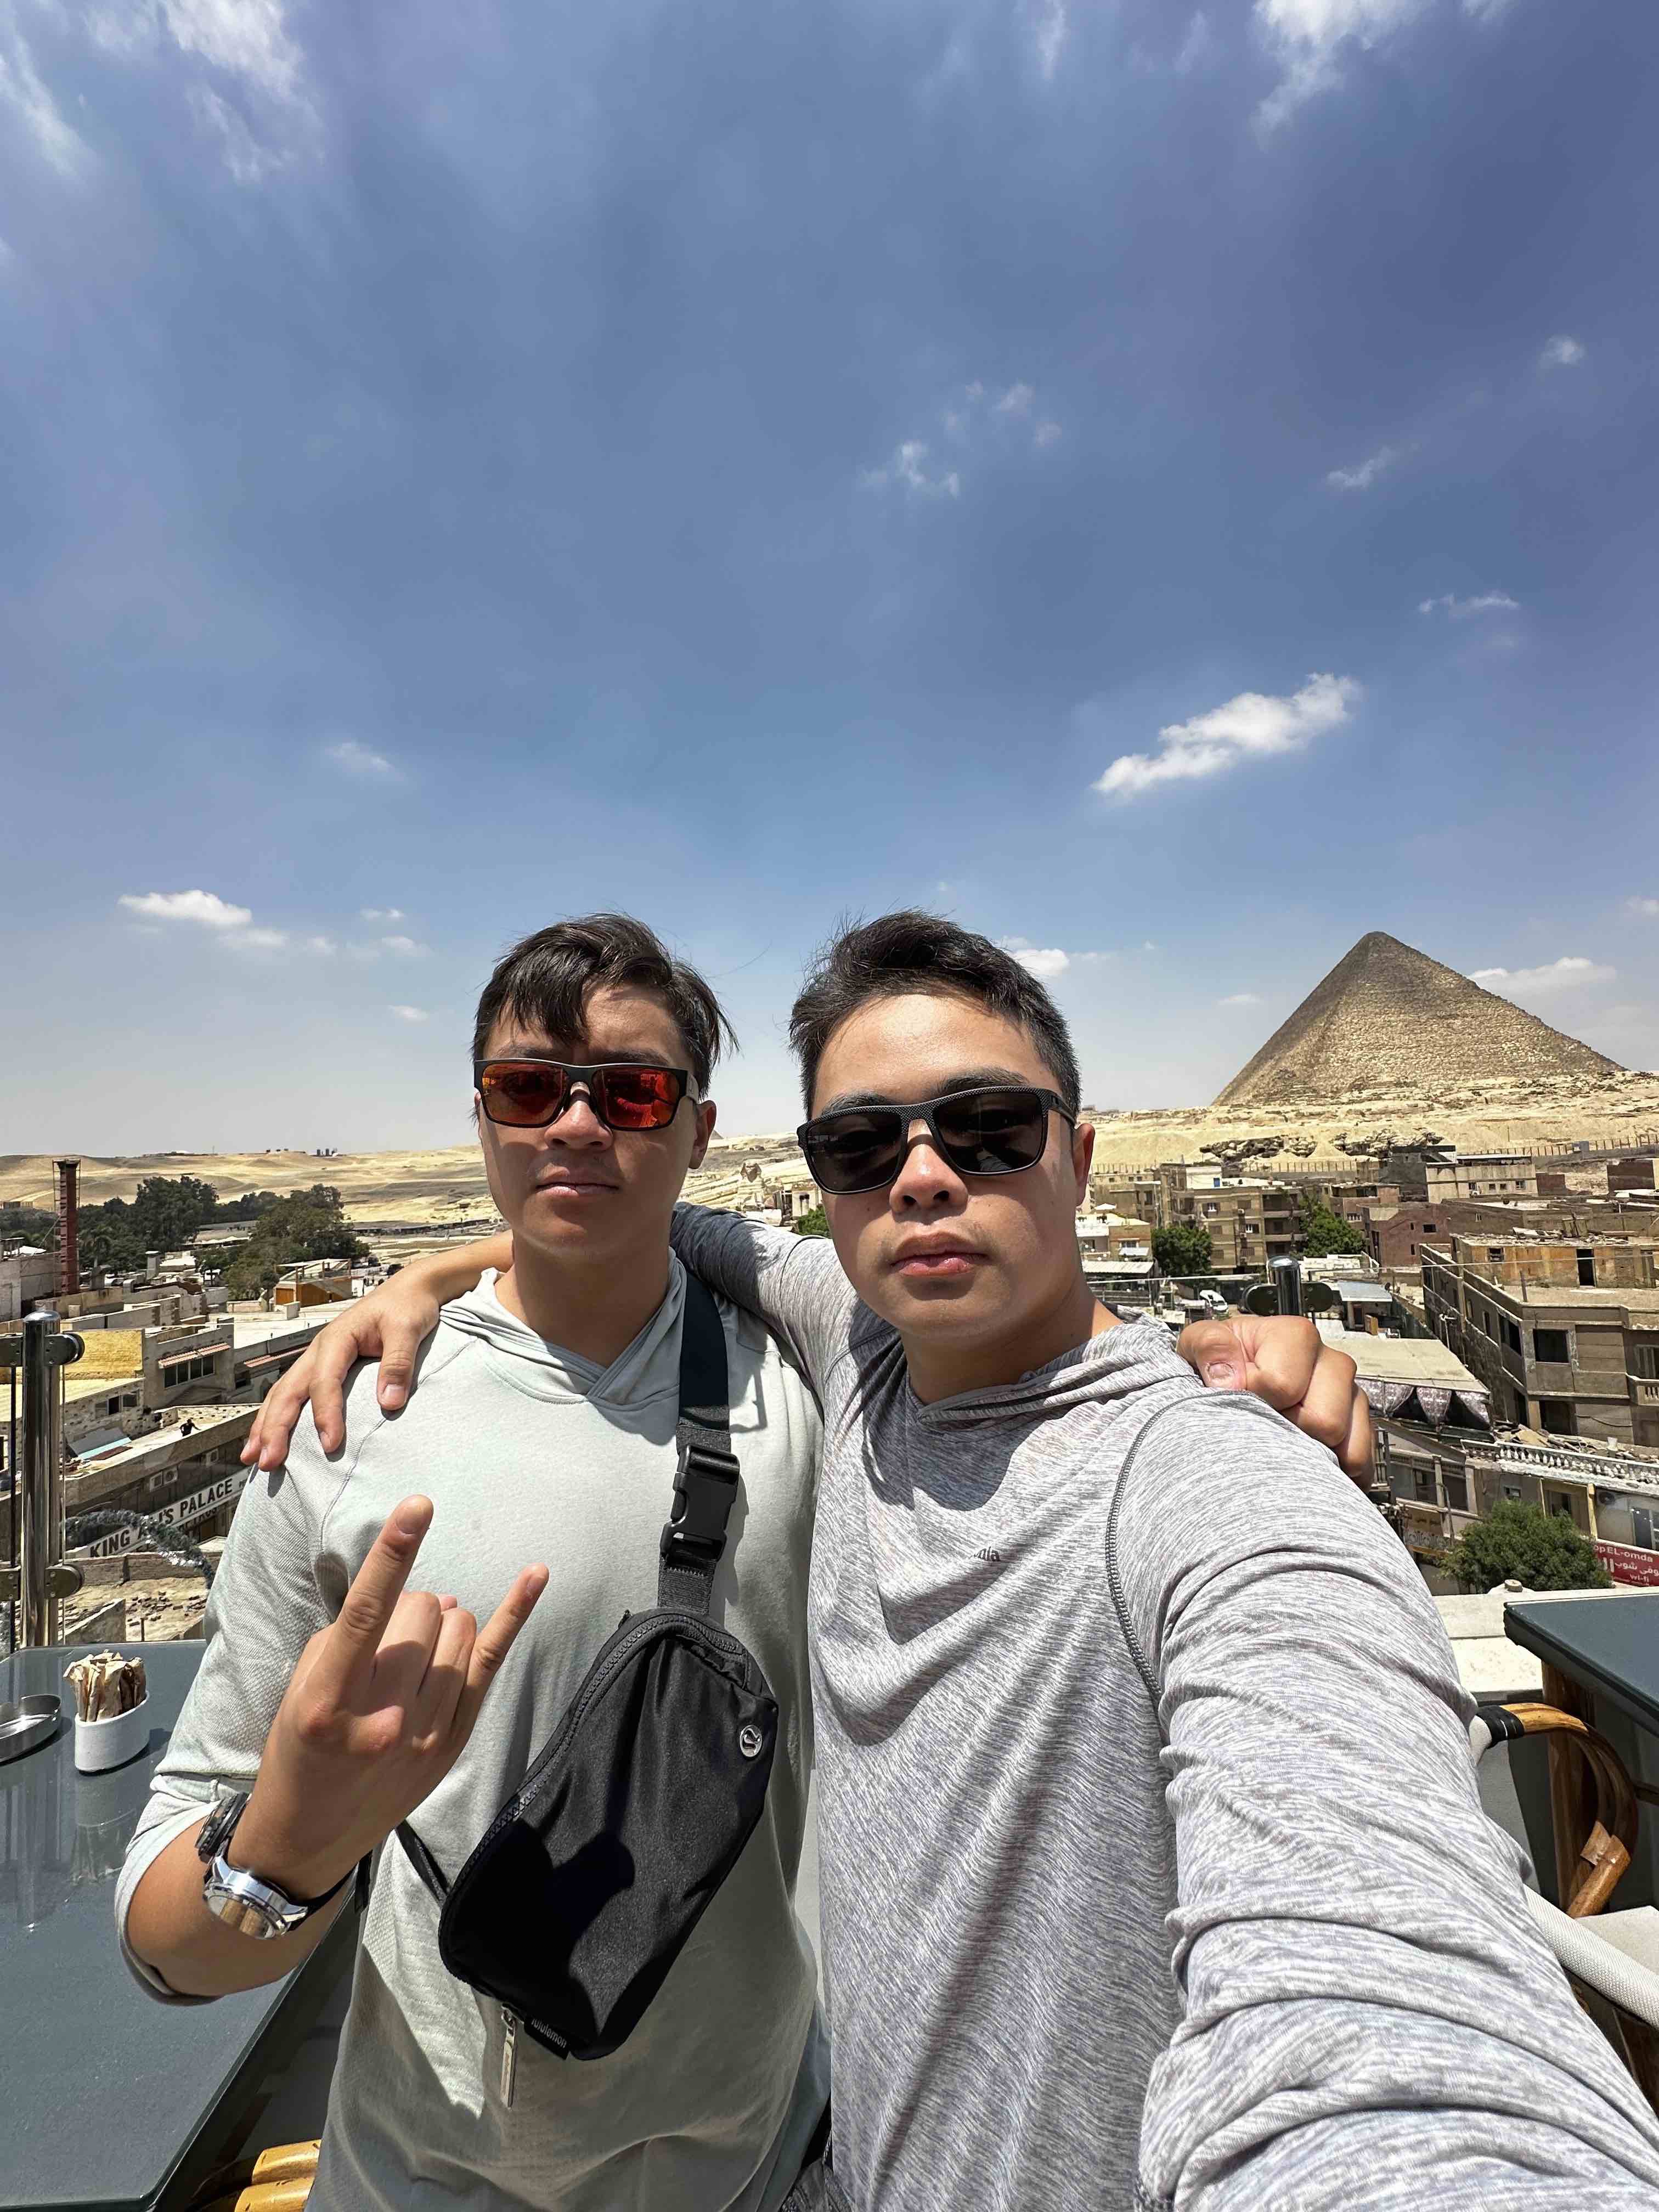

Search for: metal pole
xmin=17 ymin=1312 xmax=81 ymax=1649
xmin=1271 ymin=1256 xmax=1304 ymax=1317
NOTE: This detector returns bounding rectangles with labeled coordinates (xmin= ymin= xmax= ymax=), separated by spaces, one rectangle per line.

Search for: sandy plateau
xmin=4 ymin=1069 xmax=1657 ymax=1232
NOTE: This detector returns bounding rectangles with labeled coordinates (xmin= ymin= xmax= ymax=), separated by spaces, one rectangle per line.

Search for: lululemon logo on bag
xmin=738 ymin=1724 xmax=764 ymax=1758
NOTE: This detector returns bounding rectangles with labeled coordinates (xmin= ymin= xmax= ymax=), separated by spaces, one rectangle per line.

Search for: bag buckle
xmin=660 ymin=1436 xmax=740 ymax=1565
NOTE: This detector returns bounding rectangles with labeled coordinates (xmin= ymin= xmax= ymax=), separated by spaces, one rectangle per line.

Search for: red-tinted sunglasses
xmin=473 ymin=1059 xmax=690 ymax=1131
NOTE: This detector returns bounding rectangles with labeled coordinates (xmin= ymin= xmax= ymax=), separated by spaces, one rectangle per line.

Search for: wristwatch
xmin=197 ymin=1791 xmax=354 ymax=1939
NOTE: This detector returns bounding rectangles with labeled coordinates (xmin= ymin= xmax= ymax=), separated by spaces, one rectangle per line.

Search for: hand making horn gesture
xmin=228 ymin=1498 xmax=548 ymax=1901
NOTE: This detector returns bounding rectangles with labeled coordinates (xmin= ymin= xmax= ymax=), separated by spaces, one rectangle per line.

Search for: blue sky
xmin=3 ymin=0 xmax=1656 ymax=1152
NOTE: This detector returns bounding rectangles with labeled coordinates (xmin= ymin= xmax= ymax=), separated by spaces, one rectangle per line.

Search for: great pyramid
xmin=1215 ymin=932 xmax=1622 ymax=1107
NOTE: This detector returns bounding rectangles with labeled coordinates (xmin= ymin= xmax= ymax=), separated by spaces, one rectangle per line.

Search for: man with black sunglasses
xmin=243 ymin=910 xmax=1659 ymax=2209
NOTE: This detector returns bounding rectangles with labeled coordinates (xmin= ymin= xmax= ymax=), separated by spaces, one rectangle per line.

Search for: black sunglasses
xmin=474 ymin=1059 xmax=690 ymax=1131
xmin=797 ymin=1085 xmax=1071 ymax=1197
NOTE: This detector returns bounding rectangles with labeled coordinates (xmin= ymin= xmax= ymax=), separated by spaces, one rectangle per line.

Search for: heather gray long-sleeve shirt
xmin=669 ymin=1206 xmax=1659 ymax=2212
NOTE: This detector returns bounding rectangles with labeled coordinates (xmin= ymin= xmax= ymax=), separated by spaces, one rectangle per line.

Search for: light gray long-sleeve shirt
xmin=668 ymin=1206 xmax=1659 ymax=2212
xmin=116 ymin=1263 xmax=829 ymax=2212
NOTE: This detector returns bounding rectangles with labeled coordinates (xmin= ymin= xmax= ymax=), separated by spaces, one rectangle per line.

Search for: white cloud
xmin=156 ymin=0 xmax=309 ymax=105
xmin=119 ymin=888 xmax=253 ymax=928
xmin=302 ymin=934 xmax=336 ymax=955
xmin=379 ymin=934 xmax=428 ymax=957
xmin=1219 ymin=992 xmax=1263 ymax=1006
xmin=0 ymin=3 xmax=87 ymax=172
xmin=1254 ymin=0 xmax=1432 ymax=131
xmin=361 ymin=906 xmax=404 ymax=922
xmin=1093 ymin=672 xmax=1359 ymax=799
xmin=1176 ymin=11 xmax=1218 ymax=71
xmin=996 ymin=382 xmax=1035 ymax=417
xmin=863 ymin=441 xmax=960 ymax=499
xmin=326 ymin=738 xmax=403 ymax=780
xmin=188 ymin=81 xmax=288 ymax=183
xmin=1539 ymin=334 xmax=1586 ymax=370
xmin=388 ymin=1004 xmax=430 ymax=1023
xmin=1417 ymin=590 xmax=1520 ymax=618
xmin=997 ymin=937 xmax=1113 ymax=980
xmin=1031 ymin=0 xmax=1066 ymax=79
xmin=1470 ymin=956 xmax=1616 ymax=997
xmin=1326 ymin=442 xmax=1403 ymax=492
xmin=225 ymin=926 xmax=289 ymax=952
xmin=1624 ymin=897 xmax=1659 ymax=919
xmin=1034 ymin=420 xmax=1063 ymax=448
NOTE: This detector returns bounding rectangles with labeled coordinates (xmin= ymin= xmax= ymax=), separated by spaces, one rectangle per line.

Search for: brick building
xmin=1421 ymin=1235 xmax=1659 ymax=1448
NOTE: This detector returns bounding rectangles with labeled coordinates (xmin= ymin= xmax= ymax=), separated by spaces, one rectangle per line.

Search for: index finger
xmin=453 ymin=1565 xmax=549 ymax=1737
xmin=320 ymin=1497 xmax=435 ymax=1683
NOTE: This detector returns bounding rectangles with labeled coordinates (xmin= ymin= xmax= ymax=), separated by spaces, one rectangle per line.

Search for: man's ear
xmin=689 ymin=1097 xmax=717 ymax=1170
xmin=1071 ymin=1116 xmax=1094 ymax=1205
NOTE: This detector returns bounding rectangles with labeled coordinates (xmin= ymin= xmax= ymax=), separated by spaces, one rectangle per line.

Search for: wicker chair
xmin=1472 ymin=1700 xmax=1659 ymax=2111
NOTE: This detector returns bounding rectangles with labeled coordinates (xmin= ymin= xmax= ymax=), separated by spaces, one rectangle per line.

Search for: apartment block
xmin=1421 ymin=1235 xmax=1659 ymax=1448
xmin=1157 ymin=1163 xmax=1302 ymax=1273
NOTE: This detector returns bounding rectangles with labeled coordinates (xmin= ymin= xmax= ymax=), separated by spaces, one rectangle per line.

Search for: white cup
xmin=75 ymin=1696 xmax=150 ymax=1774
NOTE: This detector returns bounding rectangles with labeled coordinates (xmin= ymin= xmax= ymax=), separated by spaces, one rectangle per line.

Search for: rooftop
xmin=1313 ymin=1321 xmax=1483 ymax=1390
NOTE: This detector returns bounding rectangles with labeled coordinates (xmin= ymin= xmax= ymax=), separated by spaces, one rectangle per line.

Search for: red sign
xmin=1594 ymin=1540 xmax=1659 ymax=1589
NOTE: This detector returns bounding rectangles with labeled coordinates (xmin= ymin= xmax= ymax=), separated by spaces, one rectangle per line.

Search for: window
xmin=1503 ymin=1484 xmax=1522 ymax=1501
xmin=1502 ymin=1317 xmax=1522 ymax=1355
xmin=1487 ymin=1248 xmax=1504 ymax=1264
xmin=1577 ymin=1248 xmax=1595 ymax=1286
xmin=1422 ymin=1221 xmax=1437 ymax=1232
xmin=1538 ymin=1400 xmax=1577 ymax=1437
xmin=1534 ymin=1329 xmax=1570 ymax=1365
xmin=1635 ymin=1508 xmax=1654 ymax=1551
xmin=1444 ymin=1472 xmax=1469 ymax=1512
xmin=1201 ymin=1203 xmax=1218 ymax=1218
xmin=1631 ymin=1345 xmax=1659 ymax=1381
xmin=1415 ymin=1471 xmax=1436 ymax=1502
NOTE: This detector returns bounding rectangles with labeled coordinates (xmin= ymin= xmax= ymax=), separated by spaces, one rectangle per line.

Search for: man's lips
xmin=890 ymin=1237 xmax=985 ymax=1276
xmin=535 ymin=1176 xmax=620 ymax=1195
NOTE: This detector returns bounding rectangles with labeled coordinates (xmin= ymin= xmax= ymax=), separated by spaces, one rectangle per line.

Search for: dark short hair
xmin=471 ymin=913 xmax=735 ymax=1093
xmin=789 ymin=910 xmax=1082 ymax=1116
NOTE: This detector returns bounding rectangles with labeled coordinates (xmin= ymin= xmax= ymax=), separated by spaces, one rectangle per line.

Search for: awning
xmin=1357 ymin=1378 xmax=1492 ymax=1428
xmin=67 ymin=1426 xmax=131 ymax=1462
xmin=1323 ymin=1279 xmax=1392 ymax=1305
xmin=242 ymin=1351 xmax=300 ymax=1370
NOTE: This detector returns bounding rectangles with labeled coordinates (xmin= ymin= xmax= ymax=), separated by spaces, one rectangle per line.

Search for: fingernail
xmin=380 ymin=1383 xmax=405 ymax=1409
xmin=1203 ymin=1361 xmax=1240 ymax=1387
xmin=395 ymin=1499 xmax=429 ymax=1536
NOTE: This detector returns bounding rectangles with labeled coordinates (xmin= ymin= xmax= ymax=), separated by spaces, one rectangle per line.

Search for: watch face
xmin=197 ymin=1790 xmax=249 ymax=1865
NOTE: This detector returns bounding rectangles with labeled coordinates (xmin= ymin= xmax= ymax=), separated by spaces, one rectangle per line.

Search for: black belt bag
xmin=397 ymin=1274 xmax=778 ymax=2091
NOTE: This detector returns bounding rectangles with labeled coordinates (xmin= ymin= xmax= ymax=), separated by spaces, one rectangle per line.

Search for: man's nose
xmin=546 ymin=1088 xmax=612 ymax=1147
xmin=888 ymin=1119 xmax=963 ymax=1210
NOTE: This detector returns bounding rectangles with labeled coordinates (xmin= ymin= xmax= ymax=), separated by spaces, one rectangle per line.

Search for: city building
xmin=1421 ymin=1235 xmax=1659 ymax=1448
xmin=1390 ymin=1148 xmax=1541 ymax=1203
xmin=1156 ymin=1163 xmax=1301 ymax=1273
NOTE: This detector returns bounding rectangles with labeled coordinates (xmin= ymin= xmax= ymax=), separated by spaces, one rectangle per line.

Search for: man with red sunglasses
xmin=120 ymin=915 xmax=834 ymax=2212
xmin=238 ymin=911 xmax=1659 ymax=2208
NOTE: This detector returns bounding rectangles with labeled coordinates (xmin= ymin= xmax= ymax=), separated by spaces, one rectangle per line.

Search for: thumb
xmin=1175 ymin=1321 xmax=1248 ymax=1392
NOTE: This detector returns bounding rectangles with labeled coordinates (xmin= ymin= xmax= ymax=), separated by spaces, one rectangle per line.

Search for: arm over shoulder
xmin=1110 ymin=1392 xmax=1659 ymax=2210
xmin=670 ymin=1204 xmax=857 ymax=1395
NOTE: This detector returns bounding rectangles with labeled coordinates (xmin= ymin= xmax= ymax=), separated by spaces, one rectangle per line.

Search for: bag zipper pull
xmin=499 ymin=2007 xmax=520 ymax=2107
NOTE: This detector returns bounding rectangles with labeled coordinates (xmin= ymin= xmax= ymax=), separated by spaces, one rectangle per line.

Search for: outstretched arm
xmin=1114 ymin=1395 xmax=1659 ymax=2207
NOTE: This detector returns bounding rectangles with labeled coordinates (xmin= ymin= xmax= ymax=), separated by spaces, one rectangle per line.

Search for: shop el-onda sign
xmin=1594 ymin=1539 xmax=1659 ymax=1589
xmin=74 ymin=1468 xmax=250 ymax=1559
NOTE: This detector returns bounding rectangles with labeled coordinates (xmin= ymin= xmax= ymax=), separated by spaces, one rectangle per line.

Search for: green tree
xmin=1445 ymin=1500 xmax=1612 ymax=1593
xmin=1 ymin=1204 xmax=58 ymax=1251
xmin=1299 ymin=1194 xmax=1368 ymax=1257
xmin=1153 ymin=1221 xmax=1213 ymax=1275
xmin=131 ymin=1175 xmax=219 ymax=1254
xmin=792 ymin=1205 xmax=831 ymax=1238
xmin=224 ymin=1188 xmax=369 ymax=1299
xmin=77 ymin=1199 xmax=146 ymax=1274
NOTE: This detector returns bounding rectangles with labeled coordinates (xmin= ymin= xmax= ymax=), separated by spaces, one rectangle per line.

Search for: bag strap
xmin=397 ymin=1270 xmax=740 ymax=1910
xmin=657 ymin=1272 xmax=740 ymax=1615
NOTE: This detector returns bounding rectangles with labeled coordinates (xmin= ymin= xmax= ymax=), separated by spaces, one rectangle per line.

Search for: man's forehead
xmin=812 ymin=992 xmax=1051 ymax=1107
xmin=486 ymin=985 xmax=687 ymax=1062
